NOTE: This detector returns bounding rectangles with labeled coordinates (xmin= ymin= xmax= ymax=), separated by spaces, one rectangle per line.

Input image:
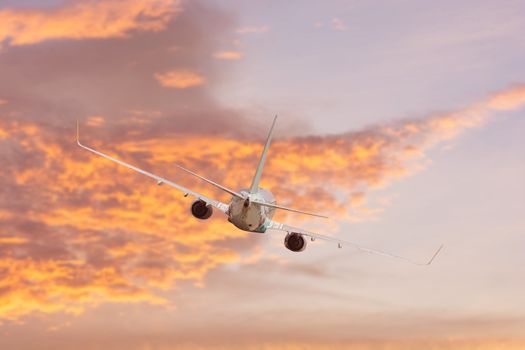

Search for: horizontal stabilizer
xmin=252 ymin=200 xmax=328 ymax=219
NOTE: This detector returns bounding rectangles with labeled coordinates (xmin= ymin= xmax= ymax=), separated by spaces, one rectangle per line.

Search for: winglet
xmin=76 ymin=119 xmax=81 ymax=146
xmin=425 ymin=244 xmax=444 ymax=266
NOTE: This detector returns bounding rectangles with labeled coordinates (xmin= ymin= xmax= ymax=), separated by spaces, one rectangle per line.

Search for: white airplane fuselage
xmin=227 ymin=188 xmax=276 ymax=233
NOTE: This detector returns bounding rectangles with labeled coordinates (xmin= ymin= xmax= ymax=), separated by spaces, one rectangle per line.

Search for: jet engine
xmin=284 ymin=232 xmax=307 ymax=252
xmin=191 ymin=199 xmax=213 ymax=220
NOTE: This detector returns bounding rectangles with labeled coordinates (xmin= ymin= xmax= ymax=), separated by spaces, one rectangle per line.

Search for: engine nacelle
xmin=191 ymin=200 xmax=213 ymax=220
xmin=284 ymin=232 xmax=307 ymax=252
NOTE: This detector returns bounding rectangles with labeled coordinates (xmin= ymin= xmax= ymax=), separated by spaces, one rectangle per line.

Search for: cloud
xmin=0 ymin=237 xmax=27 ymax=245
xmin=0 ymin=0 xmax=180 ymax=47
xmin=1 ymin=83 xmax=524 ymax=321
xmin=155 ymin=69 xmax=205 ymax=88
xmin=139 ymin=339 xmax=525 ymax=350
xmin=331 ymin=18 xmax=348 ymax=31
xmin=0 ymin=257 xmax=167 ymax=321
xmin=314 ymin=18 xmax=348 ymax=32
xmin=86 ymin=116 xmax=105 ymax=127
xmin=483 ymin=85 xmax=525 ymax=110
xmin=0 ymin=0 xmax=249 ymax=322
xmin=213 ymin=50 xmax=243 ymax=60
xmin=236 ymin=25 xmax=269 ymax=34
xmin=0 ymin=98 xmax=8 ymax=105
xmin=204 ymin=339 xmax=524 ymax=350
xmin=0 ymin=0 xmax=524 ymax=325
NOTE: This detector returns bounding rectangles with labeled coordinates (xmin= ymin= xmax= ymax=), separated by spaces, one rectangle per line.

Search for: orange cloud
xmin=1 ymin=85 xmax=524 ymax=322
xmin=483 ymin=84 xmax=525 ymax=111
xmin=0 ymin=0 xmax=180 ymax=47
xmin=0 ymin=237 xmax=27 ymax=245
xmin=0 ymin=98 xmax=8 ymax=105
xmin=86 ymin=116 xmax=105 ymax=127
xmin=0 ymin=258 xmax=167 ymax=321
xmin=155 ymin=69 xmax=205 ymax=88
xmin=213 ymin=51 xmax=244 ymax=60
xmin=162 ymin=339 xmax=525 ymax=350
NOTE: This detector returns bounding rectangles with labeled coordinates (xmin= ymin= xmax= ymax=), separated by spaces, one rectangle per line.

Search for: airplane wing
xmin=268 ymin=219 xmax=443 ymax=266
xmin=173 ymin=163 xmax=244 ymax=199
xmin=76 ymin=123 xmax=229 ymax=213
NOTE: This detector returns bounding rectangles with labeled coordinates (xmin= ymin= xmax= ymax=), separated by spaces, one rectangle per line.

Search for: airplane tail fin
xmin=249 ymin=115 xmax=277 ymax=194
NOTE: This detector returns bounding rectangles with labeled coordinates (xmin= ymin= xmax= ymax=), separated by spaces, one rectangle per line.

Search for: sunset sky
xmin=0 ymin=0 xmax=524 ymax=349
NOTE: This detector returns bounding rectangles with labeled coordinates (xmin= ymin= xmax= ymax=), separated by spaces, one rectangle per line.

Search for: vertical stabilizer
xmin=249 ymin=115 xmax=277 ymax=194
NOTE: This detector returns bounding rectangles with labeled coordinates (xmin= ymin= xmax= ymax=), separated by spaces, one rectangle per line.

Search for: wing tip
xmin=76 ymin=119 xmax=82 ymax=147
xmin=425 ymin=244 xmax=444 ymax=266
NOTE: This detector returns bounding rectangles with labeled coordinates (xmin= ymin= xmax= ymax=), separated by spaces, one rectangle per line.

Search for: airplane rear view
xmin=77 ymin=117 xmax=442 ymax=265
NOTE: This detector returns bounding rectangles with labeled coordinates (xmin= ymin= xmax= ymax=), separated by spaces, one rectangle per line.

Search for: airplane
xmin=76 ymin=116 xmax=443 ymax=266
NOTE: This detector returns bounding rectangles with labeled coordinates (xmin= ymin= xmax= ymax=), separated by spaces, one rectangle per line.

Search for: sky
xmin=0 ymin=0 xmax=524 ymax=349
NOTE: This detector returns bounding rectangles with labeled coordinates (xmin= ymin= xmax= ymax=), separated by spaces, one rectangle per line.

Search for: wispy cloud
xmin=86 ymin=116 xmax=106 ymax=127
xmin=134 ymin=339 xmax=525 ymax=350
xmin=155 ymin=69 xmax=205 ymax=88
xmin=213 ymin=51 xmax=243 ymax=60
xmin=0 ymin=0 xmax=180 ymax=47
xmin=314 ymin=18 xmax=348 ymax=31
xmin=331 ymin=18 xmax=348 ymax=31
xmin=236 ymin=25 xmax=269 ymax=34
xmin=0 ymin=237 xmax=27 ymax=245
xmin=484 ymin=85 xmax=525 ymax=110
